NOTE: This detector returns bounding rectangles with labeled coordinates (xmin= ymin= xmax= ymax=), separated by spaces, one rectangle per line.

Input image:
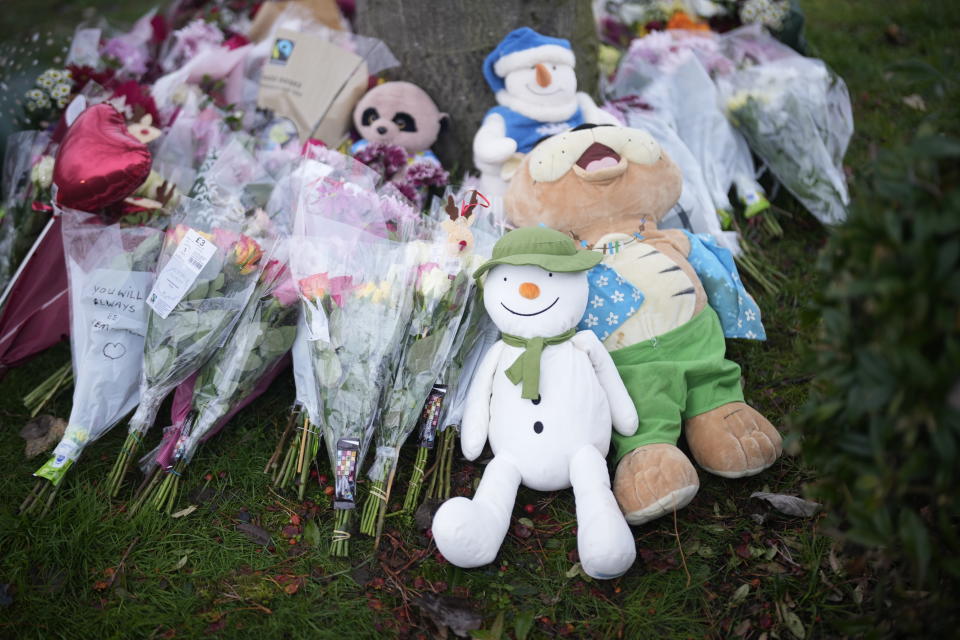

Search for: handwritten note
xmin=81 ymin=269 xmax=153 ymax=336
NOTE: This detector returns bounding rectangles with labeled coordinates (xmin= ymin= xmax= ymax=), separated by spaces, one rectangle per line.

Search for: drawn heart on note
xmin=102 ymin=342 xmax=127 ymax=360
xmin=54 ymin=103 xmax=152 ymax=211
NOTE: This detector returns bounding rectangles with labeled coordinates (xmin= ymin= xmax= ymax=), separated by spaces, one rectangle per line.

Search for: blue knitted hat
xmin=482 ymin=27 xmax=576 ymax=94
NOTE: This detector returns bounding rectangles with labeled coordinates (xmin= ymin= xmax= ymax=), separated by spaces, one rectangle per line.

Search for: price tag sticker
xmin=146 ymin=229 xmax=218 ymax=319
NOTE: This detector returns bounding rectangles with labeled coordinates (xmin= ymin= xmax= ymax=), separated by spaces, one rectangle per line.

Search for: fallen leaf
xmin=174 ymin=554 xmax=189 ymax=571
xmin=20 ymin=415 xmax=67 ymax=459
xmin=731 ymin=583 xmax=750 ymax=605
xmin=734 ymin=619 xmax=752 ymax=636
xmin=902 ymin=94 xmax=927 ymax=111
xmin=414 ymin=593 xmax=482 ymax=638
xmin=782 ymin=609 xmax=806 ymax=639
xmin=750 ymin=492 xmax=821 ymax=518
xmin=236 ymin=523 xmax=272 ymax=546
xmin=284 ymin=582 xmax=299 ymax=595
xmin=415 ymin=499 xmax=442 ymax=532
xmin=171 ymin=505 xmax=197 ymax=519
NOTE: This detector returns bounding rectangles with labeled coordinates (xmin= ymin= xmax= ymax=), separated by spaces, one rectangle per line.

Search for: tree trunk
xmin=354 ymin=0 xmax=599 ymax=173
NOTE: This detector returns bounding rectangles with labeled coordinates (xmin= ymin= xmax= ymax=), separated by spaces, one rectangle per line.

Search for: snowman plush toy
xmin=474 ymin=27 xmax=619 ymax=197
xmin=431 ymin=226 xmax=640 ymax=580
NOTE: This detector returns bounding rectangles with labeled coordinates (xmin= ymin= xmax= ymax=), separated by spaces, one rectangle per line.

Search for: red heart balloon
xmin=53 ymin=103 xmax=152 ymax=211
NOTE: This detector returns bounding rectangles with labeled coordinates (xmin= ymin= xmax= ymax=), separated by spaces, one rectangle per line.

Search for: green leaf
xmin=730 ymin=583 xmax=750 ymax=605
xmin=303 ymin=519 xmax=321 ymax=548
xmin=471 ymin=611 xmax=504 ymax=640
xmin=514 ymin=611 xmax=534 ymax=640
xmin=782 ymin=609 xmax=806 ymax=639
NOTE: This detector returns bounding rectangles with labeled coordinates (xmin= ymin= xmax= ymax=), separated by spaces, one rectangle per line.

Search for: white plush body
xmin=432 ymin=264 xmax=639 ymax=579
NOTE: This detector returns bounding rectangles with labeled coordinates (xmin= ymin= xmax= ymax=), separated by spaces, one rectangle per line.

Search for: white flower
xmin=615 ymin=274 xmax=624 ymax=285
xmin=26 ymin=88 xmax=44 ymax=101
xmin=590 ymin=295 xmax=605 ymax=309
xmin=746 ymin=330 xmax=757 ymax=339
xmin=51 ymin=82 xmax=71 ymax=98
xmin=31 ymin=155 xmax=54 ymax=189
xmin=745 ymin=309 xmax=756 ymax=321
xmin=584 ymin=314 xmax=599 ymax=328
xmin=418 ymin=267 xmax=452 ymax=299
xmin=611 ymin=290 xmax=625 ymax=303
xmin=737 ymin=318 xmax=743 ymax=328
xmin=606 ymin=312 xmax=619 ymax=326
xmin=632 ymin=289 xmax=642 ymax=301
xmin=596 ymin=274 xmax=609 ymax=287
xmin=36 ymin=74 xmax=54 ymax=89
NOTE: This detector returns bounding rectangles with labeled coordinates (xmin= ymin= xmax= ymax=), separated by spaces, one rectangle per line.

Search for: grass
xmin=1 ymin=1 xmax=957 ymax=638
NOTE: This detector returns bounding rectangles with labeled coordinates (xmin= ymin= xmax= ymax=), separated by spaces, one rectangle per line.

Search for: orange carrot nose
xmin=535 ymin=63 xmax=552 ymax=88
xmin=519 ymin=282 xmax=540 ymax=299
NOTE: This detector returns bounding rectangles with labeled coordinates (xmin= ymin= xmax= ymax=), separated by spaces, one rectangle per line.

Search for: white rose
xmin=419 ymin=267 xmax=452 ymax=299
xmin=32 ymin=155 xmax=55 ymax=189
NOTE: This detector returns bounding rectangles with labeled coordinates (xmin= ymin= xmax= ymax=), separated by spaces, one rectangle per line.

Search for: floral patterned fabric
xmin=577 ymin=263 xmax=644 ymax=341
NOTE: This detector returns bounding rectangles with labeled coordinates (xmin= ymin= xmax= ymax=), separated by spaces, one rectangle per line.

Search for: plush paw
xmin=577 ymin=513 xmax=636 ymax=579
xmin=685 ymin=402 xmax=782 ymax=478
xmin=613 ymin=443 xmax=699 ymax=526
xmin=431 ymin=497 xmax=504 ymax=568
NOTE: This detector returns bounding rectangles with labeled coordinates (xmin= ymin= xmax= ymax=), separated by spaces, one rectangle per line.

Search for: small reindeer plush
xmin=439 ymin=192 xmax=484 ymax=255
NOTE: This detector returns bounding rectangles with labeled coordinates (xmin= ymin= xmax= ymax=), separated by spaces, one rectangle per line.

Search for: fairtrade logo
xmin=271 ymin=38 xmax=295 ymax=64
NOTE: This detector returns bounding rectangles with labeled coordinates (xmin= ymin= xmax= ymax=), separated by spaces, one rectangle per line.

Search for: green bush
xmin=794 ymin=128 xmax=960 ymax=634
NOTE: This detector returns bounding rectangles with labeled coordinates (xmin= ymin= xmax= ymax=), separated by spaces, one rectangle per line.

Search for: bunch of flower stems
xmin=272 ymin=412 xmax=321 ymax=501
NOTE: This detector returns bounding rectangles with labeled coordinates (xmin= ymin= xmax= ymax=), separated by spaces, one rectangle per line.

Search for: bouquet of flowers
xmin=719 ymin=49 xmax=853 ymax=225
xmin=0 ymin=131 xmax=55 ymax=295
xmin=390 ymin=191 xmax=501 ymax=514
xmin=105 ymin=193 xmax=273 ymax=496
xmin=131 ymin=253 xmax=299 ymax=513
xmin=289 ymin=218 xmax=417 ymax=555
xmin=20 ymin=207 xmax=163 ymax=515
xmin=360 ymin=218 xmax=488 ymax=539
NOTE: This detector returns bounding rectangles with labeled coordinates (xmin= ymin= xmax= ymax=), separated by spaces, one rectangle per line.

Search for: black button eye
xmin=392 ymin=112 xmax=417 ymax=132
xmin=361 ymin=107 xmax=379 ymax=126
xmin=548 ymin=273 xmax=553 ymax=277
xmin=503 ymin=277 xmax=507 ymax=281
xmin=532 ymin=394 xmax=541 ymax=405
xmin=533 ymin=421 xmax=544 ymax=434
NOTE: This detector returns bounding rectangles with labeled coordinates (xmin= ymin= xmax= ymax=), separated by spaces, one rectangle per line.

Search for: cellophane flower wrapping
xmin=160 ymin=246 xmax=300 ymax=468
xmin=126 ymin=139 xmax=278 ymax=442
xmin=366 ymin=230 xmax=490 ymax=486
xmin=291 ymin=217 xmax=416 ymax=510
xmin=33 ymin=207 xmax=163 ymax=485
xmin=0 ymin=131 xmax=55 ymax=292
xmin=716 ymin=27 xmax=853 ymax=225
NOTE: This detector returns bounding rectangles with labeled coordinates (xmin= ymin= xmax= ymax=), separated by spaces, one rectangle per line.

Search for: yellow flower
xmin=233 ymin=235 xmax=264 ymax=275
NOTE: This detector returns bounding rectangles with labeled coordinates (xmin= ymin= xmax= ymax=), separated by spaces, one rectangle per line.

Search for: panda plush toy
xmin=351 ymin=81 xmax=448 ymax=161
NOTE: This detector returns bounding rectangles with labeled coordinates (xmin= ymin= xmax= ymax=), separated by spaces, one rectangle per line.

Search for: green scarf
xmin=501 ymin=328 xmax=577 ymax=400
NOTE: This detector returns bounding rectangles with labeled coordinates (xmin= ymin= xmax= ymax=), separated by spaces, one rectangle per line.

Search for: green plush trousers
xmin=610 ymin=306 xmax=743 ymax=461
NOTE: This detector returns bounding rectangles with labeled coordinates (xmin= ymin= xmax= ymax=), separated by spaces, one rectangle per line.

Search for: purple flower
xmin=404 ymin=160 xmax=449 ymax=189
xmin=103 ymin=37 xmax=149 ymax=75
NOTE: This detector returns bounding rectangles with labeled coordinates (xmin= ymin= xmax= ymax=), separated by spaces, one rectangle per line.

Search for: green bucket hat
xmin=474 ymin=226 xmax=601 ymax=282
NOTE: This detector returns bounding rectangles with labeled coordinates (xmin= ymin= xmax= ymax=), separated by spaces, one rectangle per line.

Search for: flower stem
xmin=331 ymin=508 xmax=352 ymax=557
xmin=402 ymin=446 xmax=430 ymax=513
xmin=360 ymin=480 xmax=387 ymax=537
xmin=106 ymin=432 xmax=142 ymax=498
xmin=264 ymin=408 xmax=299 ymax=474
